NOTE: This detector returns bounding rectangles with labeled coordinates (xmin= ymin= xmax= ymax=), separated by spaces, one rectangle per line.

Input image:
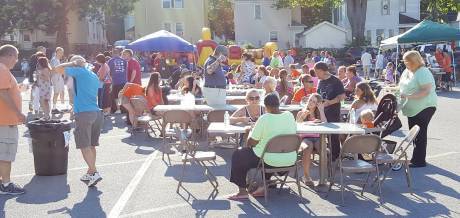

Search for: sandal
xmin=228 ymin=194 xmax=249 ymax=201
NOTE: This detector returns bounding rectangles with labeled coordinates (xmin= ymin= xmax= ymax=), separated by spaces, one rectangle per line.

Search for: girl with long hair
xmin=36 ymin=57 xmax=52 ymax=119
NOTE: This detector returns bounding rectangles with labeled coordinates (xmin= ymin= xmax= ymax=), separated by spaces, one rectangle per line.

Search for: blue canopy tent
xmin=126 ymin=30 xmax=195 ymax=52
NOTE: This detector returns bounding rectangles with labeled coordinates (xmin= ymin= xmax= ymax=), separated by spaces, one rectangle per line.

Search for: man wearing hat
xmin=202 ymin=45 xmax=228 ymax=105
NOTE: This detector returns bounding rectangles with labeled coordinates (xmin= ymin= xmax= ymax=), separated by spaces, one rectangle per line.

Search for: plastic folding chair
xmin=160 ymin=110 xmax=194 ymax=165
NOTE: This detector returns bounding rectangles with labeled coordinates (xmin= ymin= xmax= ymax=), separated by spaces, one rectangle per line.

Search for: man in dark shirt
xmin=315 ymin=62 xmax=346 ymax=160
xmin=203 ymin=45 xmax=228 ymax=105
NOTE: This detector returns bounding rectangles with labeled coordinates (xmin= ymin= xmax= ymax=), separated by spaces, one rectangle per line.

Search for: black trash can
xmin=27 ymin=119 xmax=72 ymax=176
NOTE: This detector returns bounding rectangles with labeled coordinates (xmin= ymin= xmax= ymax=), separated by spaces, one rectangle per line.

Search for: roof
xmin=399 ymin=13 xmax=420 ymax=24
xmin=298 ymin=21 xmax=346 ymax=37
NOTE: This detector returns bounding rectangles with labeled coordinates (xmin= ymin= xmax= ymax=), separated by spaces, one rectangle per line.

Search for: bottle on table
xmin=224 ymin=111 xmax=230 ymax=126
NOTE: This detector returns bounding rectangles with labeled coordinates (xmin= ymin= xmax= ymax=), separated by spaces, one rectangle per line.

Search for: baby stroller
xmin=372 ymin=93 xmax=404 ymax=170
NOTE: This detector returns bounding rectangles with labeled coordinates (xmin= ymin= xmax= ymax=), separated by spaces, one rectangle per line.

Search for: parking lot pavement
xmin=1 ymin=81 xmax=459 ymax=217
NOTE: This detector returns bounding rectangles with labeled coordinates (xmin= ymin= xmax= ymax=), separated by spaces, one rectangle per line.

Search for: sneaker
xmin=87 ymin=172 xmax=102 ymax=187
xmin=80 ymin=173 xmax=91 ymax=182
xmin=0 ymin=183 xmax=25 ymax=195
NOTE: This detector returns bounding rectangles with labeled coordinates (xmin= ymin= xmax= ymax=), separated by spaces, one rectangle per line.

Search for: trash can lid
xmin=27 ymin=119 xmax=72 ymax=132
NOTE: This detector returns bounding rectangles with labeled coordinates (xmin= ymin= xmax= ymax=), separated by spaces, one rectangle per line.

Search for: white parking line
xmin=12 ymin=158 xmax=147 ymax=178
xmin=108 ymin=150 xmax=160 ymax=218
xmin=427 ymin=152 xmax=460 ymax=159
xmin=118 ymin=194 xmax=234 ymax=218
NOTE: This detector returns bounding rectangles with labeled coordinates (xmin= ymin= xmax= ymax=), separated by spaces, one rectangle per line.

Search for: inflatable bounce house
xmin=196 ymin=28 xmax=217 ymax=66
xmin=196 ymin=27 xmax=279 ymax=67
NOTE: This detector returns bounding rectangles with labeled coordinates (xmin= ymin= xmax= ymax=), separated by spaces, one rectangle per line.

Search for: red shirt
xmin=127 ymin=59 xmax=142 ymax=85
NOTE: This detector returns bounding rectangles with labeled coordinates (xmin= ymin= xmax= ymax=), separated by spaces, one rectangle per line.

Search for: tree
xmin=208 ymin=0 xmax=235 ymax=40
xmin=421 ymin=0 xmax=460 ymax=23
xmin=275 ymin=0 xmax=369 ymax=46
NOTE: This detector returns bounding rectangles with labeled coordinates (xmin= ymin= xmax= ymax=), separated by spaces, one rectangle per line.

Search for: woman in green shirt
xmin=228 ymin=93 xmax=297 ymax=200
xmin=399 ymin=51 xmax=437 ymax=168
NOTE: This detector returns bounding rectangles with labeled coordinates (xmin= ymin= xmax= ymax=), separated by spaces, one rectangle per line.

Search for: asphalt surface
xmin=1 ymin=77 xmax=459 ymax=218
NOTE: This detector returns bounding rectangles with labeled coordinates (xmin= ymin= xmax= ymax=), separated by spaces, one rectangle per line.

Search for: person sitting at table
xmin=360 ymin=109 xmax=375 ymax=128
xmin=255 ymin=66 xmax=269 ymax=89
xmin=269 ymin=67 xmax=280 ymax=79
xmin=276 ymin=69 xmax=294 ymax=104
xmin=239 ymin=53 xmax=256 ymax=84
xmin=350 ymin=82 xmax=378 ymax=123
xmin=342 ymin=65 xmax=362 ymax=100
xmin=337 ymin=65 xmax=346 ymax=81
xmin=296 ymin=93 xmax=327 ymax=186
xmin=309 ymin=69 xmax=319 ymax=88
xmin=290 ymin=64 xmax=301 ymax=80
xmin=181 ymin=75 xmax=203 ymax=98
xmin=229 ymin=93 xmax=297 ymax=200
xmin=262 ymin=76 xmax=279 ymax=98
xmin=120 ymin=82 xmax=146 ymax=130
xmin=291 ymin=74 xmax=317 ymax=104
xmin=230 ymin=89 xmax=265 ymax=145
xmin=146 ymin=72 xmax=164 ymax=114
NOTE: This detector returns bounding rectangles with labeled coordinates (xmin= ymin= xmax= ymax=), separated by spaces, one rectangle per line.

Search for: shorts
xmin=74 ymin=111 xmax=103 ymax=149
xmin=0 ymin=126 xmax=19 ymax=162
xmin=300 ymin=137 xmax=320 ymax=151
xmin=51 ymin=74 xmax=65 ymax=93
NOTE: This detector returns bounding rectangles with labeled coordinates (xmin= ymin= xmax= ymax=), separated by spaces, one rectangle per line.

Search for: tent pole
xmin=396 ymin=44 xmax=399 ymax=84
xmin=453 ymin=48 xmax=457 ymax=86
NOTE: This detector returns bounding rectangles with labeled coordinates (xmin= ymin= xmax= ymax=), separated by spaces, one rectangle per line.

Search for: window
xmin=164 ymin=22 xmax=172 ymax=32
xmin=23 ymin=34 xmax=30 ymax=42
xmin=162 ymin=0 xmax=183 ymax=8
xmin=399 ymin=0 xmax=406 ymax=13
xmin=269 ymin=31 xmax=278 ymax=42
xmin=174 ymin=0 xmax=184 ymax=8
xmin=382 ymin=0 xmax=390 ymax=15
xmin=376 ymin=29 xmax=385 ymax=43
xmin=162 ymin=0 xmax=171 ymax=8
xmin=254 ymin=4 xmax=261 ymax=20
xmin=176 ymin=22 xmax=184 ymax=37
xmin=366 ymin=30 xmax=372 ymax=42
xmin=389 ymin=29 xmax=394 ymax=37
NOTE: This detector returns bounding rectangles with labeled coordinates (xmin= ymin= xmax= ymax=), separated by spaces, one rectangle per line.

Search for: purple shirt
xmin=108 ymin=57 xmax=127 ymax=85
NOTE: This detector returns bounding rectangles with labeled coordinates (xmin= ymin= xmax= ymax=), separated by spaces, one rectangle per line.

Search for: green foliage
xmin=208 ymin=0 xmax=235 ymax=40
xmin=421 ymin=0 xmax=460 ymax=23
xmin=274 ymin=0 xmax=341 ymax=9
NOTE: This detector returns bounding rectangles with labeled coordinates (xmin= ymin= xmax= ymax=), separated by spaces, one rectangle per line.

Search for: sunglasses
xmin=305 ymin=81 xmax=314 ymax=83
xmin=248 ymin=96 xmax=260 ymax=101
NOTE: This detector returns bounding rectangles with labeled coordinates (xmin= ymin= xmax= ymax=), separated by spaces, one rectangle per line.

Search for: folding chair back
xmin=131 ymin=95 xmax=148 ymax=116
xmin=207 ymin=110 xmax=232 ymax=122
xmin=261 ymin=134 xmax=302 ymax=156
xmin=252 ymin=134 xmax=303 ymax=202
xmin=163 ymin=110 xmax=193 ymax=125
xmin=341 ymin=135 xmax=381 ymax=155
xmin=393 ymin=125 xmax=420 ymax=158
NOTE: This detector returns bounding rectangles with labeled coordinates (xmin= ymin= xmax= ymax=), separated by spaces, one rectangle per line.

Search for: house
xmin=133 ymin=0 xmax=208 ymax=43
xmin=333 ymin=0 xmax=421 ymax=46
xmin=298 ymin=21 xmax=347 ymax=49
xmin=233 ymin=0 xmax=305 ymax=49
xmin=4 ymin=9 xmax=106 ymax=53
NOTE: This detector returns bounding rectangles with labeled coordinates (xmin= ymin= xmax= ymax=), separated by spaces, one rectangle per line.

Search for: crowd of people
xmin=0 ymin=42 xmax=439 ymax=199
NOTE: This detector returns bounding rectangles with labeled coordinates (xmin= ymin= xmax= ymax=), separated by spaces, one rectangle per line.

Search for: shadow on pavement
xmin=16 ymin=175 xmax=70 ymax=205
xmin=47 ymin=188 xmax=105 ymax=217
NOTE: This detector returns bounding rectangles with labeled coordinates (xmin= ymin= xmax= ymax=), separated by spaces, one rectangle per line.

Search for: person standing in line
xmin=50 ymin=47 xmax=65 ymax=113
xmin=361 ymin=49 xmax=372 ymax=79
xmin=375 ymin=51 xmax=385 ymax=79
xmin=314 ymin=62 xmax=346 ymax=160
xmin=55 ymin=55 xmax=103 ymax=186
xmin=122 ymin=49 xmax=142 ymax=85
xmin=283 ymin=50 xmax=295 ymax=73
xmin=0 ymin=45 xmax=26 ymax=195
xmin=28 ymin=46 xmax=47 ymax=83
xmin=202 ymin=45 xmax=228 ymax=106
xmin=108 ymin=47 xmax=128 ymax=113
